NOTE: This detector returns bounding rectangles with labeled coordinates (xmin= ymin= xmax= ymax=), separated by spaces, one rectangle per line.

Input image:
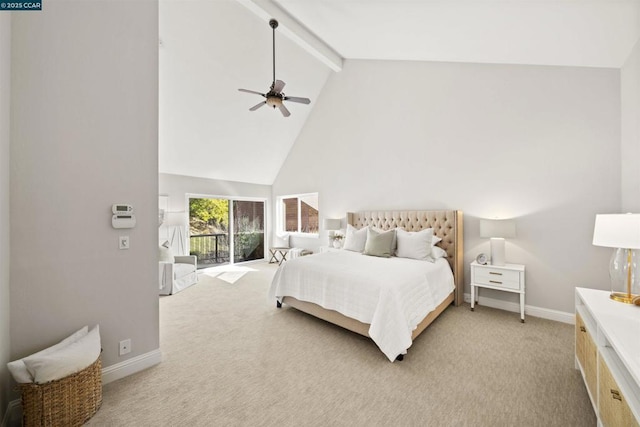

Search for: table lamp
xmin=480 ymin=219 xmax=516 ymax=266
xmin=592 ymin=213 xmax=640 ymax=304
xmin=324 ymin=218 xmax=341 ymax=239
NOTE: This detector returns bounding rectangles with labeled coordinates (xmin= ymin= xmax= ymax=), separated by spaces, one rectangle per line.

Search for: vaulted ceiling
xmin=159 ymin=0 xmax=640 ymax=185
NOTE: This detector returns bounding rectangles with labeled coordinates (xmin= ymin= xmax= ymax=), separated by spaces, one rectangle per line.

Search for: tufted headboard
xmin=347 ymin=210 xmax=464 ymax=306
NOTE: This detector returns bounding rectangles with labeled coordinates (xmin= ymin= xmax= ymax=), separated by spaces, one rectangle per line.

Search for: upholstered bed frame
xmin=280 ymin=210 xmax=464 ymax=358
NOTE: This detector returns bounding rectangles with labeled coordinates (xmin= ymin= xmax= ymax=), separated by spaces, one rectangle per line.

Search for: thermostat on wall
xmin=112 ymin=214 xmax=136 ymax=229
xmin=112 ymin=204 xmax=135 ymax=228
xmin=112 ymin=204 xmax=133 ymax=215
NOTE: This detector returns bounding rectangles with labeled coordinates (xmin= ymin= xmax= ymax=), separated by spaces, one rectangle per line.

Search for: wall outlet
xmin=119 ymin=339 xmax=131 ymax=356
xmin=119 ymin=235 xmax=130 ymax=250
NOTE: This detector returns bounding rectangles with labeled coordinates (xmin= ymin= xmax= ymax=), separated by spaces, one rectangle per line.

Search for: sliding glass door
xmin=233 ymin=200 xmax=265 ymax=263
xmin=188 ymin=196 xmax=265 ymax=268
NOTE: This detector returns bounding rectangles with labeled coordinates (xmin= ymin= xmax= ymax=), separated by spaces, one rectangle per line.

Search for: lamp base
xmin=489 ymin=237 xmax=506 ymax=266
xmin=610 ymin=292 xmax=639 ymax=304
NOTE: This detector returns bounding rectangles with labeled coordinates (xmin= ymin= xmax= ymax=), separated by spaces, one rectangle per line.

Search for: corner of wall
xmin=0 ymin=11 xmax=11 ymax=424
xmin=621 ymin=38 xmax=640 ymax=212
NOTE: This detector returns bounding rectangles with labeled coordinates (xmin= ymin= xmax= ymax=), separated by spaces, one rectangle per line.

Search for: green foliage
xmin=189 ymin=198 xmax=228 ymax=234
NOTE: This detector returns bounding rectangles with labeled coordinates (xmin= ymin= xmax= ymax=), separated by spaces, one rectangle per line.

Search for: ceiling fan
xmin=238 ymin=19 xmax=311 ymax=118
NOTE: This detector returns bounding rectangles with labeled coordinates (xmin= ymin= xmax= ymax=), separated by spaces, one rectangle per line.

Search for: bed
xmin=268 ymin=210 xmax=464 ymax=361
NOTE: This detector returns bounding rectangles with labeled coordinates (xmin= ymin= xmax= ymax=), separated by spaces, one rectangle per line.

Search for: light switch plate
xmin=119 ymin=236 xmax=130 ymax=250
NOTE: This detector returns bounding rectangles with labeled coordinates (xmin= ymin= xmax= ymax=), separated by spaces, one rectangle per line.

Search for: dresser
xmin=575 ymin=287 xmax=640 ymax=426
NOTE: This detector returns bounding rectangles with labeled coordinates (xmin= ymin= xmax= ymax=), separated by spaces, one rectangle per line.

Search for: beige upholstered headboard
xmin=347 ymin=210 xmax=464 ymax=306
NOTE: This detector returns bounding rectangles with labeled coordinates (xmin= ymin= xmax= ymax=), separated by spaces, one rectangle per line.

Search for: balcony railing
xmin=190 ymin=232 xmax=265 ymax=268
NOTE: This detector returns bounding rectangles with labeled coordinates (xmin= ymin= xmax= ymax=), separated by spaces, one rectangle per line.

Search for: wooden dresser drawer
xmin=473 ymin=267 xmax=521 ymax=290
xmin=599 ymin=356 xmax=640 ymax=427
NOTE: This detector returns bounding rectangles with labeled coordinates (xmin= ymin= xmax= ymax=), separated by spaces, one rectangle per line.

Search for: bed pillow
xmin=372 ymin=226 xmax=397 ymax=253
xmin=396 ymin=228 xmax=434 ymax=260
xmin=432 ymin=245 xmax=448 ymax=259
xmin=23 ymin=325 xmax=101 ymax=384
xmin=274 ymin=233 xmax=290 ymax=248
xmin=343 ymin=224 xmax=368 ymax=252
xmin=364 ymin=228 xmax=395 ymax=258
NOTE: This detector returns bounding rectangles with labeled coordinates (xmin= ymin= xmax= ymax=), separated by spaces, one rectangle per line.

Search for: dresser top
xmin=576 ymin=287 xmax=640 ymax=386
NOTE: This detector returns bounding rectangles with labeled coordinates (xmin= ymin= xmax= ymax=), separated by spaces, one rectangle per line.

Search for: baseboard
xmin=102 ymin=348 xmax=162 ymax=385
xmin=463 ymin=293 xmax=574 ymax=324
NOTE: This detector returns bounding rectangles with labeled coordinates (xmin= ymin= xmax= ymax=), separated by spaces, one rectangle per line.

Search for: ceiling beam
xmin=235 ymin=0 xmax=343 ymax=72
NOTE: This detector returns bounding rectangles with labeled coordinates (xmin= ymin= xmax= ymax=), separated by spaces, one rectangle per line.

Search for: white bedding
xmin=268 ymin=250 xmax=455 ymax=361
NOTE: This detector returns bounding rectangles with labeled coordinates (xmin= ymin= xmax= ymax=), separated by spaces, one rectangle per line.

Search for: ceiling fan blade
xmin=249 ymin=101 xmax=267 ymax=111
xmin=273 ymin=80 xmax=286 ymax=93
xmin=239 ymin=88 xmax=265 ymax=97
xmin=284 ymin=96 xmax=311 ymax=105
xmin=278 ymin=103 xmax=291 ymax=117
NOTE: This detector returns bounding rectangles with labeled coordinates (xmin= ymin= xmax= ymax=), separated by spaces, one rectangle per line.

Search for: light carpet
xmin=88 ymin=262 xmax=595 ymax=426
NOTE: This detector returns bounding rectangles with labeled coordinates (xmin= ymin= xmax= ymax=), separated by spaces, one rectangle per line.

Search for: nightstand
xmin=470 ymin=261 xmax=526 ymax=322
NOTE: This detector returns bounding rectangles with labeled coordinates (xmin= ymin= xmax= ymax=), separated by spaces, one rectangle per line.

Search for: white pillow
xmin=343 ymin=224 xmax=368 ymax=252
xmin=431 ymin=235 xmax=444 ymax=258
xmin=23 ymin=325 xmax=101 ymax=384
xmin=7 ymin=360 xmax=32 ymax=384
xmin=432 ymin=245 xmax=448 ymax=259
xmin=274 ymin=233 xmax=290 ymax=248
xmin=7 ymin=326 xmax=89 ymax=383
xmin=159 ymin=241 xmax=174 ymax=262
xmin=396 ymin=228 xmax=434 ymax=260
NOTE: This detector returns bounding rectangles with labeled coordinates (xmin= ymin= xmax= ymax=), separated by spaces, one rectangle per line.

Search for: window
xmin=278 ymin=193 xmax=319 ymax=235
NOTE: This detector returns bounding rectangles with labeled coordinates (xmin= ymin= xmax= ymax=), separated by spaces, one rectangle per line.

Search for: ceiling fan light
xmin=266 ymin=96 xmax=282 ymax=108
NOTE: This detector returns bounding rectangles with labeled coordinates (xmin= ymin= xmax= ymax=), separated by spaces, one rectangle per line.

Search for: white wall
xmin=0 ymin=12 xmax=11 ymax=423
xmin=9 ymin=0 xmax=159 ymax=391
xmin=621 ymin=39 xmax=640 ymax=212
xmin=273 ymin=59 xmax=621 ymax=314
xmin=160 ymin=173 xmax=271 ymax=214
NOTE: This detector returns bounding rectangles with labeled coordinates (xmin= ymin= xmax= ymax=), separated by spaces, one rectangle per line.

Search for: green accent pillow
xmin=363 ymin=228 xmax=395 ymax=258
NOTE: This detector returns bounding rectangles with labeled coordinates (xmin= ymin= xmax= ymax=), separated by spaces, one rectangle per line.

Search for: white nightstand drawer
xmin=474 ymin=268 xmax=521 ymax=290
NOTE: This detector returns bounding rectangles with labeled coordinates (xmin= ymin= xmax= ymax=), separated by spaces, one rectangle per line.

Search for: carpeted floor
xmin=88 ymin=262 xmax=595 ymax=426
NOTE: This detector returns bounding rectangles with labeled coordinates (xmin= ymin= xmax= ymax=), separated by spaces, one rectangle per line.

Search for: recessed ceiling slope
xmin=159 ymin=0 xmax=332 ymax=185
xmin=275 ymin=0 xmax=640 ymax=68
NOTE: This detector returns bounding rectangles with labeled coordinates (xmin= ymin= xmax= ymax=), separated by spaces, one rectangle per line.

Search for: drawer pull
xmin=489 ymin=280 xmax=503 ymax=284
xmin=611 ymin=389 xmax=622 ymax=401
xmin=579 ymin=326 xmax=586 ymax=332
xmin=489 ymin=272 xmax=503 ymax=276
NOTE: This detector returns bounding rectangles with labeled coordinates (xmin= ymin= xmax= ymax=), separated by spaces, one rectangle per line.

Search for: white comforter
xmin=268 ymin=250 xmax=455 ymax=361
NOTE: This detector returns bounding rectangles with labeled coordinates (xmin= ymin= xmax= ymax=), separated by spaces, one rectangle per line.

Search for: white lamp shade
xmin=323 ymin=218 xmax=341 ymax=231
xmin=480 ymin=219 xmax=516 ymax=238
xmin=593 ymin=214 xmax=640 ymax=249
xmin=164 ymin=212 xmax=186 ymax=227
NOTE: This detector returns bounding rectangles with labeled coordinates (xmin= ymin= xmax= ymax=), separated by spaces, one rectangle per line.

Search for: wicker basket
xmin=18 ymin=357 xmax=102 ymax=427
